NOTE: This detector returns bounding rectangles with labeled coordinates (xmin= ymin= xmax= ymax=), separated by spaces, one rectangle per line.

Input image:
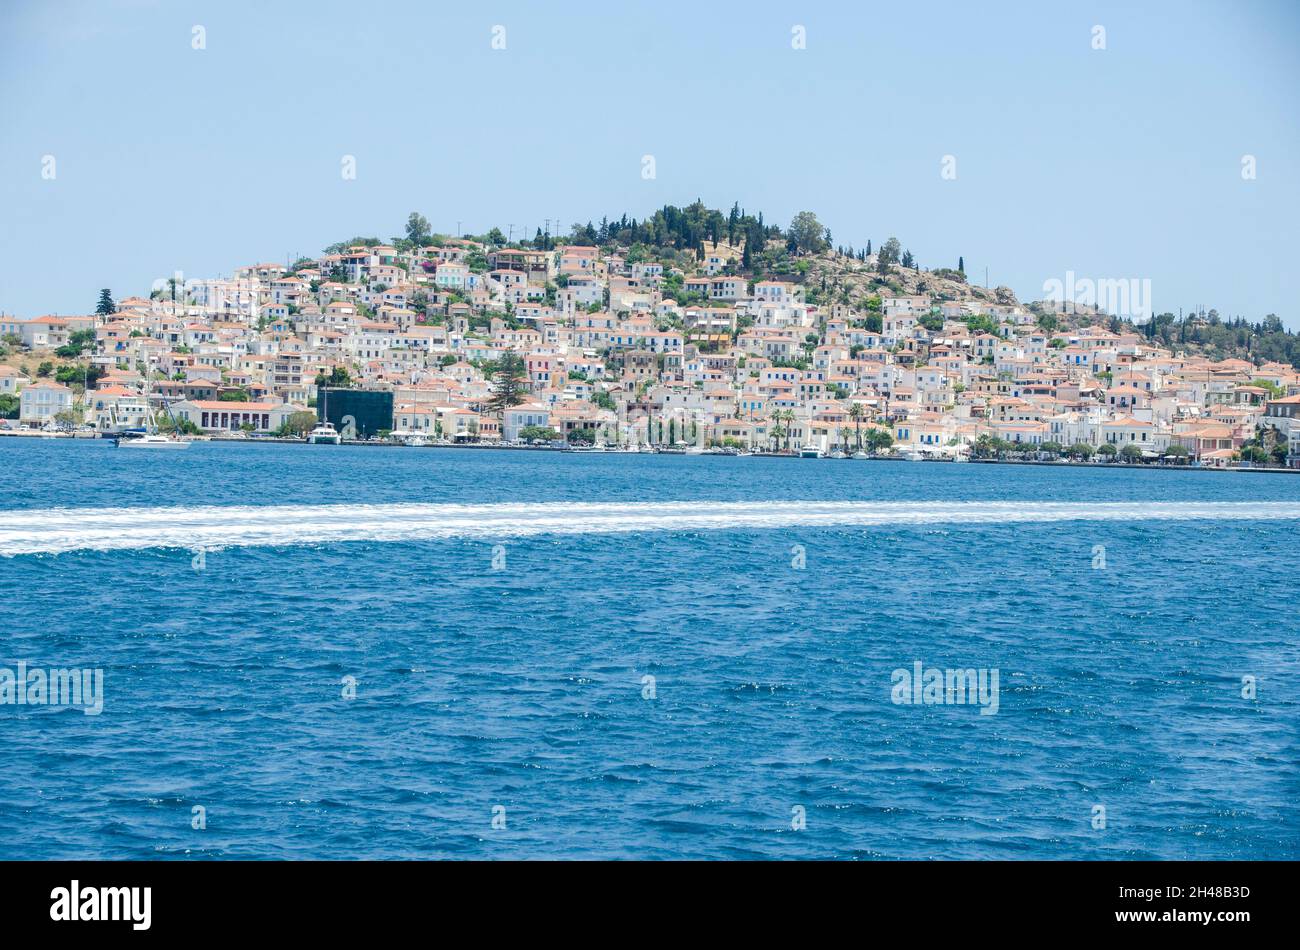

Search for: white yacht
xmin=115 ymin=376 xmax=191 ymax=449
xmin=307 ymin=422 xmax=342 ymax=445
xmin=799 ymin=446 xmax=824 ymax=459
xmin=852 ymin=451 xmax=870 ymax=460
xmin=117 ymin=432 xmax=191 ymax=449
xmin=405 ymin=434 xmax=429 ymax=447
xmin=309 ymin=387 xmax=343 ymax=445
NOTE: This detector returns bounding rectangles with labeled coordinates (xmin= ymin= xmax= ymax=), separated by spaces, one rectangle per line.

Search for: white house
xmin=19 ymin=380 xmax=73 ymax=425
xmin=502 ymin=403 xmax=552 ymax=441
xmin=170 ymin=399 xmax=300 ymax=434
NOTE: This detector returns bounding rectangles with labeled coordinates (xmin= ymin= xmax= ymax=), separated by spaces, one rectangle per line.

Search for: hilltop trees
xmin=877 ymin=237 xmax=902 ymax=268
xmin=1137 ymin=311 xmax=1300 ymax=368
xmin=567 ymin=222 xmax=599 ymax=245
xmin=787 ymin=211 xmax=831 ymax=255
xmin=406 ymin=212 xmax=431 ymax=245
xmin=581 ymin=201 xmax=775 ymax=258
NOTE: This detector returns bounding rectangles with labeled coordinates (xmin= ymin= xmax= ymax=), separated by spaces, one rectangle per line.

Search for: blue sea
xmin=1 ymin=438 xmax=1297 ymax=860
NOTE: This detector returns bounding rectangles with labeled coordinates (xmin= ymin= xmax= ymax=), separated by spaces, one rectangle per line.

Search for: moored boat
xmin=307 ymin=422 xmax=342 ymax=445
xmin=116 ymin=432 xmax=191 ymax=449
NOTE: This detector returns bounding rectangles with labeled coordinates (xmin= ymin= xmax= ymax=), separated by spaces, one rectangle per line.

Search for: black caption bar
xmin=0 ymin=860 xmax=1285 ymax=937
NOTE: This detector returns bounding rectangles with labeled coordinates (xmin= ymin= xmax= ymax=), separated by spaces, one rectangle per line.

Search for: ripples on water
xmin=0 ymin=441 xmax=1297 ymax=859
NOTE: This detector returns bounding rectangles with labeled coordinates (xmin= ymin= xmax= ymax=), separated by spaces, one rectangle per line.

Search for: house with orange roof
xmin=14 ymin=315 xmax=71 ymax=349
xmin=85 ymin=384 xmax=149 ymax=432
xmin=170 ymin=399 xmax=300 ymax=434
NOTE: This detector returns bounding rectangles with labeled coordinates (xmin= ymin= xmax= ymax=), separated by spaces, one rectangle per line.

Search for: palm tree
xmin=780 ymin=409 xmax=797 ymax=452
xmin=847 ymin=403 xmax=864 ymax=451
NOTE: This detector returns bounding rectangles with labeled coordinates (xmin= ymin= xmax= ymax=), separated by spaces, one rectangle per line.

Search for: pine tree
xmin=95 ymin=289 xmax=115 ymax=315
xmin=487 ymin=353 xmax=529 ymax=412
xmin=958 ymin=256 xmax=965 ymax=275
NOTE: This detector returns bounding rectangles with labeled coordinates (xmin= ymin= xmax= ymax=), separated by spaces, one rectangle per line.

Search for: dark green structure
xmin=318 ymin=388 xmax=394 ymax=439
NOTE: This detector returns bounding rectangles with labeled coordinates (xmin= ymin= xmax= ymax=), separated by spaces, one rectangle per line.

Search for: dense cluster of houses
xmin=4 ymin=236 xmax=1299 ymax=467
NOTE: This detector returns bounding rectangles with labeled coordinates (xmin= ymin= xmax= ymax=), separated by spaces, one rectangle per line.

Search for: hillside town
xmin=3 ymin=210 xmax=1299 ymax=467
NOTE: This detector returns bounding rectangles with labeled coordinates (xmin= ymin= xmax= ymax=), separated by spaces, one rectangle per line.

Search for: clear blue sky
xmin=2 ymin=0 xmax=1297 ymax=325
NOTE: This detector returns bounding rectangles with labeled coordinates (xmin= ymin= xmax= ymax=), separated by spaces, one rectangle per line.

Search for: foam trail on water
xmin=2 ymin=500 xmax=1298 ymax=556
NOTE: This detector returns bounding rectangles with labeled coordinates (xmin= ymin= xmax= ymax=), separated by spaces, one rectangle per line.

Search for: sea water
xmin=0 ymin=439 xmax=1296 ymax=859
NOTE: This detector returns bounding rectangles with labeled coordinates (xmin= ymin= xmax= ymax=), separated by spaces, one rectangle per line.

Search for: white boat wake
xmin=1 ymin=500 xmax=1298 ymax=556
